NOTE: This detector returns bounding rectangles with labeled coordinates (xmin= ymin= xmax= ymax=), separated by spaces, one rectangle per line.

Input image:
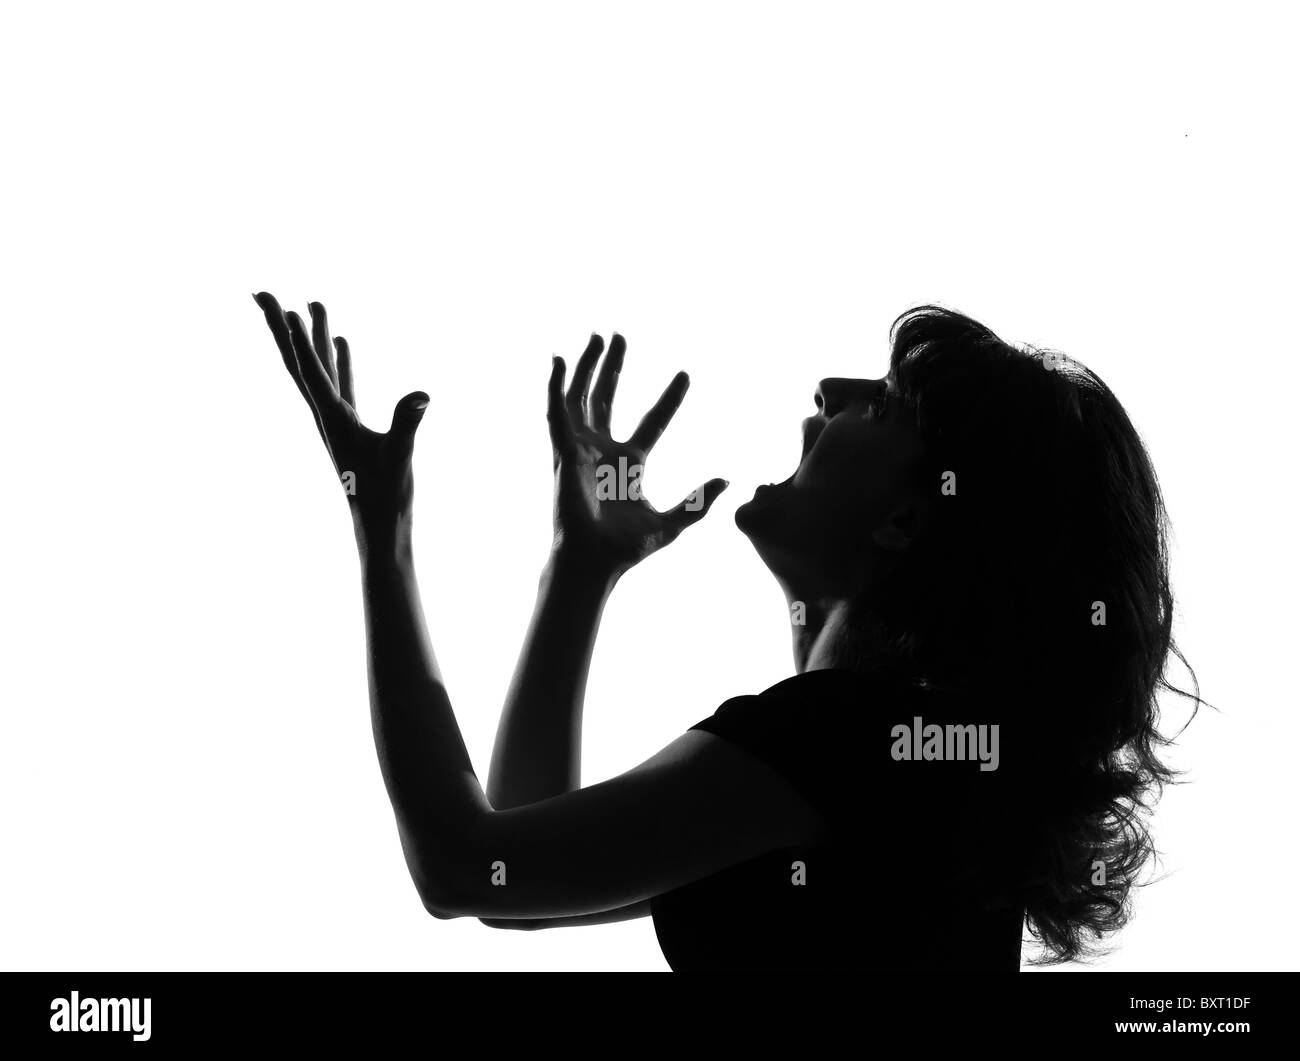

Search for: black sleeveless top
xmin=650 ymin=668 xmax=1027 ymax=972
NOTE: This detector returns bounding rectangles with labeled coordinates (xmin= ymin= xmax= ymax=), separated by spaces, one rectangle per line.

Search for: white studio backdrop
xmin=1 ymin=1 xmax=1295 ymax=971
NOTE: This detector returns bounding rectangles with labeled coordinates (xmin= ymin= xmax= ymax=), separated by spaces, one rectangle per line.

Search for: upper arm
xmin=422 ymin=729 xmax=829 ymax=920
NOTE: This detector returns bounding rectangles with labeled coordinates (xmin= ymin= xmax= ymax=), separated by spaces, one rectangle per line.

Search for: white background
xmin=2 ymin=1 xmax=1296 ymax=971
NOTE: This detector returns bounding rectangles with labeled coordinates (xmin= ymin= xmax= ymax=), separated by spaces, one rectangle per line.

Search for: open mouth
xmin=756 ymin=417 xmax=818 ymax=494
xmin=757 ymin=472 xmax=795 ymax=492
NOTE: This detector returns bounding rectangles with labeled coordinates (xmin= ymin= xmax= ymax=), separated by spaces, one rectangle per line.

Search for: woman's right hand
xmin=547 ymin=334 xmax=728 ymax=580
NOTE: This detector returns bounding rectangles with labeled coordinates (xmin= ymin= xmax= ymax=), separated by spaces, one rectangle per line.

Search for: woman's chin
xmin=734 ymin=497 xmax=758 ymax=535
xmin=733 ymin=488 xmax=766 ymax=535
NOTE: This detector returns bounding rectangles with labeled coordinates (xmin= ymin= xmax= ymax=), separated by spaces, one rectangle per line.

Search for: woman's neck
xmin=795 ymin=597 xmax=892 ymax=674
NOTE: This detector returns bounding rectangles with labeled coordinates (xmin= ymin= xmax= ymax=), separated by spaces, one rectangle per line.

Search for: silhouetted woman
xmin=253 ymin=294 xmax=1198 ymax=971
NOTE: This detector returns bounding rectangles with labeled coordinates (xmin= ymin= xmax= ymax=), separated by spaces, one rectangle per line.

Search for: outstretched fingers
xmin=286 ymin=310 xmax=344 ymax=430
xmin=255 ymin=292 xmax=327 ymax=436
xmin=565 ymin=333 xmax=604 ymax=427
xmin=335 ymin=335 xmax=356 ymax=409
xmin=388 ymin=391 xmax=430 ymax=459
xmin=662 ymin=477 xmax=730 ymax=534
xmin=588 ymin=332 xmax=625 ymax=434
xmin=308 ymin=301 xmax=338 ymax=387
xmin=547 ymin=355 xmax=575 ymax=459
xmin=628 ymin=370 xmax=689 ymax=454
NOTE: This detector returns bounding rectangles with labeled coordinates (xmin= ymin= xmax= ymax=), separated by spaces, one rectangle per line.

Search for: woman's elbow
xmin=421 ymin=893 xmax=462 ymax=920
xmin=408 ymin=857 xmax=472 ymax=920
xmin=478 ymin=917 xmax=539 ymax=931
xmin=401 ymin=822 xmax=479 ymax=920
xmin=419 ymin=880 xmax=536 ymax=926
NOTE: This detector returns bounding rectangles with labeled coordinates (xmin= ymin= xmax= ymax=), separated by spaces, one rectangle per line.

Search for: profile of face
xmin=735 ymin=375 xmax=931 ymax=602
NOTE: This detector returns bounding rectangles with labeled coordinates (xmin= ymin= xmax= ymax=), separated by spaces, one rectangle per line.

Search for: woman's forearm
xmin=486 ymin=547 xmax=618 ymax=810
xmin=357 ymin=528 xmax=486 ymax=906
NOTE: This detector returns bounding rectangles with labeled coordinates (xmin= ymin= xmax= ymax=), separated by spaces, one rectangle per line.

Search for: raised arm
xmin=252 ymin=293 xmax=826 ymax=929
xmin=488 ymin=333 xmax=727 ymax=808
xmin=482 ymin=334 xmax=727 ymax=928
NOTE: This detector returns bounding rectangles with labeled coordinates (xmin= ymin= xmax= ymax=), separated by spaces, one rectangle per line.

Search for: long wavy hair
xmin=862 ymin=304 xmax=1204 ymax=964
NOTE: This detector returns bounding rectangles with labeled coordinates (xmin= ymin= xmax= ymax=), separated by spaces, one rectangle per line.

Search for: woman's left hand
xmin=253 ymin=291 xmax=430 ymax=550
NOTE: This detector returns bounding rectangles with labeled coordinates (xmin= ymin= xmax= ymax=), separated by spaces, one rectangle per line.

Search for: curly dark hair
xmin=870 ymin=305 xmax=1204 ymax=964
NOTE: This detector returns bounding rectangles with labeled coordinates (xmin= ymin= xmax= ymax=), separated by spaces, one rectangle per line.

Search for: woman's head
xmin=738 ymin=304 xmax=1179 ymax=702
xmin=734 ymin=370 xmax=932 ymax=605
xmin=739 ymin=304 xmax=1200 ymax=962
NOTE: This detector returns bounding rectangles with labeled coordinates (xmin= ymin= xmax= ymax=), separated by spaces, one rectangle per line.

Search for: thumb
xmin=389 ymin=391 xmax=430 ymax=450
xmin=663 ymin=477 xmax=729 ymax=533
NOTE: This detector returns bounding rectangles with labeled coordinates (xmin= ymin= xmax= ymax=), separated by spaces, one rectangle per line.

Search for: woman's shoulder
xmin=705 ymin=663 xmax=930 ymax=726
xmin=691 ymin=665 xmax=1004 ymax=788
xmin=688 ymin=666 xmax=920 ymax=787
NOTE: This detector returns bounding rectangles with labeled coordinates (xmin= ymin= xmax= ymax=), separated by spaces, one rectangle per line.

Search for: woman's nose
xmin=815 ymin=377 xmax=863 ymax=418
